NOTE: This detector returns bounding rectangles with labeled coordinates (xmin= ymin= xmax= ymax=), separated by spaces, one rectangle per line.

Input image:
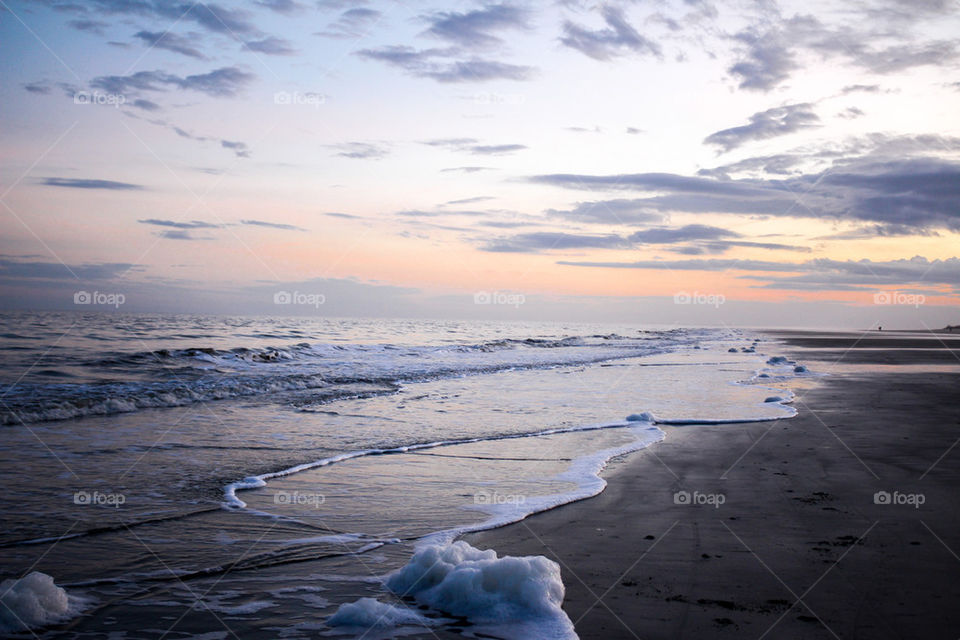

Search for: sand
xmin=465 ymin=332 xmax=960 ymax=639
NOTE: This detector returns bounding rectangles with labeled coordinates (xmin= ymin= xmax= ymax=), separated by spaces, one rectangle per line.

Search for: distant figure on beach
xmin=879 ymin=326 xmax=882 ymax=331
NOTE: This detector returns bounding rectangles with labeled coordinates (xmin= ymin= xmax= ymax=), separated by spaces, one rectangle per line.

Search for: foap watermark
xmin=873 ymin=291 xmax=925 ymax=308
xmin=474 ymin=490 xmax=526 ymax=506
xmin=874 ymin=490 xmax=925 ymax=509
xmin=674 ymin=490 xmax=726 ymax=508
xmin=674 ymin=291 xmax=725 ymax=308
xmin=74 ymin=490 xmax=126 ymax=508
xmin=73 ymin=90 xmax=126 ymax=108
xmin=74 ymin=291 xmax=125 ymax=308
xmin=473 ymin=291 xmax=525 ymax=308
xmin=274 ymin=291 xmax=325 ymax=308
xmin=472 ymin=91 xmax=525 ymax=106
xmin=274 ymin=491 xmax=325 ymax=508
xmin=273 ymin=91 xmax=326 ymax=108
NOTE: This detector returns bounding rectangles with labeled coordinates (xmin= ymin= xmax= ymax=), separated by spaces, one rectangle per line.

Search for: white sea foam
xmin=0 ymin=572 xmax=85 ymax=633
xmin=378 ymin=541 xmax=576 ymax=640
xmin=327 ymin=597 xmax=433 ymax=629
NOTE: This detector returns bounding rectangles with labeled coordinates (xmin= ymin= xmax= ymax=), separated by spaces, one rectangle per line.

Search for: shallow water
xmin=0 ymin=313 xmax=801 ymax=638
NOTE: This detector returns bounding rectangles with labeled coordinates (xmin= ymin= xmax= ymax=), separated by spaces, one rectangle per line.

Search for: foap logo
xmin=273 ymin=91 xmax=326 ymax=108
xmin=472 ymin=91 xmax=525 ymax=106
xmin=873 ymin=291 xmax=925 ymax=308
xmin=274 ymin=491 xmax=325 ymax=507
xmin=74 ymin=291 xmax=125 ymax=308
xmin=74 ymin=490 xmax=126 ymax=508
xmin=674 ymin=490 xmax=726 ymax=508
xmin=274 ymin=291 xmax=325 ymax=308
xmin=473 ymin=291 xmax=525 ymax=308
xmin=874 ymin=490 xmax=925 ymax=509
xmin=73 ymin=90 xmax=126 ymax=108
xmin=673 ymin=291 xmax=725 ymax=308
xmin=474 ymin=490 xmax=526 ymax=506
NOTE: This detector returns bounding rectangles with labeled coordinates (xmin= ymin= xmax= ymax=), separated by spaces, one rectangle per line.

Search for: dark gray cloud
xmin=68 ymin=19 xmax=108 ymax=34
xmin=220 ymin=140 xmax=250 ymax=158
xmin=483 ymin=232 xmax=630 ymax=253
xmin=704 ymin=103 xmax=819 ymax=152
xmin=628 ymin=224 xmax=737 ymax=244
xmin=560 ymin=5 xmax=661 ymax=60
xmin=139 ymin=219 xmax=221 ymax=229
xmin=557 ymin=255 xmax=960 ymax=292
xmin=530 ymin=157 xmax=960 ymax=231
xmin=157 ymin=229 xmax=204 ymax=240
xmin=423 ymin=138 xmax=525 ymax=155
xmin=440 ymin=166 xmax=494 ymax=173
xmin=131 ymin=98 xmax=161 ymax=111
xmin=444 ymin=196 xmax=495 ymax=205
xmin=728 ymin=14 xmax=958 ymax=92
xmin=134 ymin=30 xmax=206 ymax=59
xmin=23 ymin=81 xmax=52 ymax=94
xmin=243 ymin=36 xmax=297 ymax=55
xmin=315 ymin=7 xmax=381 ymax=38
xmin=423 ymin=3 xmax=528 ymax=48
xmin=330 ymin=142 xmax=390 ymax=159
xmin=548 ymin=198 xmax=665 ymax=225
xmin=254 ymin=0 xmax=306 ymax=14
xmin=357 ymin=46 xmax=535 ymax=82
xmin=41 ymin=178 xmax=143 ymax=190
xmin=240 ymin=219 xmax=306 ymax=231
xmin=0 ymin=257 xmax=135 ymax=281
xmin=91 ymin=66 xmax=255 ymax=98
xmin=82 ymin=1 xmax=259 ymax=36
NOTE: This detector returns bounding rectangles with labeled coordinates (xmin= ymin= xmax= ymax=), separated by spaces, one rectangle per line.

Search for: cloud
xmin=41 ymin=178 xmax=143 ymax=190
xmin=157 ymin=229 xmax=204 ymax=240
xmin=0 ymin=256 xmax=136 ymax=281
xmin=82 ymin=1 xmax=260 ymax=36
xmin=560 ymin=5 xmax=661 ymax=60
xmin=243 ymin=36 xmax=297 ymax=55
xmin=220 ymin=140 xmax=250 ymax=158
xmin=628 ymin=224 xmax=738 ymax=244
xmin=728 ymin=14 xmax=959 ymax=92
xmin=444 ymin=196 xmax=495 ymax=205
xmin=23 ymin=81 xmax=51 ymax=94
xmin=240 ymin=219 xmax=306 ymax=231
xmin=704 ymin=103 xmax=819 ymax=152
xmin=254 ymin=0 xmax=306 ymax=14
xmin=315 ymin=7 xmax=381 ymax=38
xmin=357 ymin=46 xmax=535 ymax=83
xmin=483 ymin=232 xmax=630 ymax=253
xmin=440 ymin=166 xmax=494 ymax=173
xmin=548 ymin=198 xmax=664 ymax=225
xmin=530 ymin=157 xmax=960 ymax=231
xmin=330 ymin=142 xmax=389 ymax=159
xmin=728 ymin=26 xmax=796 ymax=91
xmin=68 ymin=19 xmax=108 ymax=34
xmin=422 ymin=138 xmax=525 ymax=155
xmin=423 ymin=3 xmax=528 ymax=48
xmin=90 ymin=66 xmax=254 ymax=98
xmin=134 ymin=30 xmax=206 ymax=59
xmin=139 ymin=219 xmax=221 ymax=229
xmin=131 ymin=98 xmax=161 ymax=111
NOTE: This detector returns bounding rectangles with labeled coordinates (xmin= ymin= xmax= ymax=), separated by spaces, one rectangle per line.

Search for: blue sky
xmin=1 ymin=0 xmax=959 ymax=327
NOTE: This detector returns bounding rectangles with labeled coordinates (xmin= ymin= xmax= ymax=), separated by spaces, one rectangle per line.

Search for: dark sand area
xmin=465 ymin=334 xmax=960 ymax=639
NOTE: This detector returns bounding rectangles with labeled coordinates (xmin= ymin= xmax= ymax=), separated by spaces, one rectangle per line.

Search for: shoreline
xmin=465 ymin=333 xmax=960 ymax=639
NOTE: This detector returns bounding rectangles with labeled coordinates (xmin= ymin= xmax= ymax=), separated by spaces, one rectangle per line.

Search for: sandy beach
xmin=467 ymin=331 xmax=960 ymax=639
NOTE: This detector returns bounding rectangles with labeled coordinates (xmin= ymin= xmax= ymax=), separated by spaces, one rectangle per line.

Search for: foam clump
xmin=0 ymin=572 xmax=77 ymax=633
xmin=385 ymin=541 xmax=576 ymax=640
xmin=626 ymin=412 xmax=656 ymax=422
xmin=766 ymin=356 xmax=791 ymax=365
xmin=327 ymin=597 xmax=431 ymax=628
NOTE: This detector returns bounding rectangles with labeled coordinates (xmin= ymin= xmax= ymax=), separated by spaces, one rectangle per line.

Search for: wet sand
xmin=466 ymin=333 xmax=960 ymax=639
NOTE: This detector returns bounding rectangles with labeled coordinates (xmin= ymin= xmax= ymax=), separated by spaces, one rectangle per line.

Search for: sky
xmin=1 ymin=0 xmax=959 ymax=328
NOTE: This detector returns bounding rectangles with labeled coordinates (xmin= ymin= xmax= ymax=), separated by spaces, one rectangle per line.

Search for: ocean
xmin=0 ymin=312 xmax=803 ymax=639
